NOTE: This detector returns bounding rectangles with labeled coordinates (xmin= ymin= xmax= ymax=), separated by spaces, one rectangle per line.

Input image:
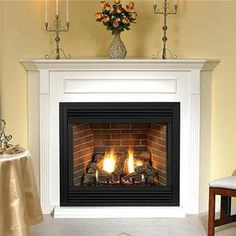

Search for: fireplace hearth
xmin=60 ymin=102 xmax=180 ymax=206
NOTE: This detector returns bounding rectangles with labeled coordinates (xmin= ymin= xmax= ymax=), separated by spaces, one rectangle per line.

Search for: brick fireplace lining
xmin=73 ymin=123 xmax=167 ymax=186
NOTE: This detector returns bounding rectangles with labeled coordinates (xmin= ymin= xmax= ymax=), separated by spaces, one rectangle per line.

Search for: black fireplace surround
xmin=60 ymin=102 xmax=180 ymax=206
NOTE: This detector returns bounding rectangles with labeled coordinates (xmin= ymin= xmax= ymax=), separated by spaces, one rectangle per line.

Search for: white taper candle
xmin=56 ymin=0 xmax=59 ymax=15
xmin=45 ymin=0 xmax=48 ymax=23
xmin=153 ymin=0 xmax=157 ymax=6
xmin=66 ymin=0 xmax=69 ymax=22
xmin=174 ymin=0 xmax=177 ymax=6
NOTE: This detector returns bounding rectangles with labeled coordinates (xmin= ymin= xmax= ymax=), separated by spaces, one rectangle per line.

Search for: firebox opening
xmin=73 ymin=122 xmax=167 ymax=187
xmin=60 ymin=102 xmax=180 ymax=206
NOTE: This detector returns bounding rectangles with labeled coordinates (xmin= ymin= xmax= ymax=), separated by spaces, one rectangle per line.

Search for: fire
xmin=103 ymin=150 xmax=116 ymax=173
xmin=128 ymin=148 xmax=135 ymax=173
xmin=101 ymin=148 xmax=143 ymax=175
xmin=135 ymin=160 xmax=143 ymax=167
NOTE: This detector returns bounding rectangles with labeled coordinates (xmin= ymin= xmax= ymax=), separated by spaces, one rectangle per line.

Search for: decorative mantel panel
xmin=21 ymin=59 xmax=219 ymax=218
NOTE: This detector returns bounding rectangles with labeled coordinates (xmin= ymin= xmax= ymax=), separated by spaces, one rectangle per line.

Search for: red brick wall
xmin=92 ymin=123 xmax=149 ymax=149
xmin=73 ymin=123 xmax=94 ymax=185
xmin=147 ymin=123 xmax=167 ymax=186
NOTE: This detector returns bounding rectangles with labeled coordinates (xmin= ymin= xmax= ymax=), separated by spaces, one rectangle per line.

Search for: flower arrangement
xmin=95 ymin=0 xmax=137 ymax=34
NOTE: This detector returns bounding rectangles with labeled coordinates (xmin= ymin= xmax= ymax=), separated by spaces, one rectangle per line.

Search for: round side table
xmin=0 ymin=150 xmax=43 ymax=236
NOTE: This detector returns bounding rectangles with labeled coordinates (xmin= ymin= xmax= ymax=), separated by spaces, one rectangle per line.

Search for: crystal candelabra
xmin=45 ymin=15 xmax=71 ymax=59
xmin=153 ymin=0 xmax=178 ymax=59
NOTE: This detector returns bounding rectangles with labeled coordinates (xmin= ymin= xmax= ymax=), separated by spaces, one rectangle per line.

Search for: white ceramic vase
xmin=108 ymin=32 xmax=127 ymax=59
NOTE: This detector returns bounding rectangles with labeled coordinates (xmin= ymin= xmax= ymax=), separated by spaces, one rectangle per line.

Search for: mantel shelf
xmin=20 ymin=58 xmax=220 ymax=72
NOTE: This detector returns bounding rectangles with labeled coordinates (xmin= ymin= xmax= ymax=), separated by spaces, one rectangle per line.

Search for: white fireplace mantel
xmin=21 ymin=58 xmax=219 ymax=218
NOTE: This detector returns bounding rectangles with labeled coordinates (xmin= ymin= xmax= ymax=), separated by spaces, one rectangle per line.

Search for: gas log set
xmin=82 ymin=148 xmax=160 ymax=186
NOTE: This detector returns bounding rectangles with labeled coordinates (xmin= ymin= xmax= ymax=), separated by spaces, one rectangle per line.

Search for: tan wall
xmin=0 ymin=0 xmax=2 ymax=113
xmin=1 ymin=0 xmax=236 ymax=195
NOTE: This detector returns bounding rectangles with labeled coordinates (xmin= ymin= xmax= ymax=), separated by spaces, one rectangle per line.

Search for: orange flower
xmin=116 ymin=6 xmax=122 ymax=14
xmin=113 ymin=20 xmax=119 ymax=28
xmin=100 ymin=1 xmax=107 ymax=9
xmin=102 ymin=14 xmax=110 ymax=23
xmin=95 ymin=12 xmax=103 ymax=20
xmin=95 ymin=0 xmax=136 ymax=33
xmin=122 ymin=18 xmax=129 ymax=24
xmin=131 ymin=11 xmax=137 ymax=20
xmin=126 ymin=2 xmax=134 ymax=10
xmin=105 ymin=3 xmax=111 ymax=11
xmin=113 ymin=0 xmax=120 ymax=4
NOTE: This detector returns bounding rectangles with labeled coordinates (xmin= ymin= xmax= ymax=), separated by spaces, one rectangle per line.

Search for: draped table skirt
xmin=0 ymin=151 xmax=43 ymax=236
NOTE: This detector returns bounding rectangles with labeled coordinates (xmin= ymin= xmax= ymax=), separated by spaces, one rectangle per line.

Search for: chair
xmin=208 ymin=175 xmax=236 ymax=236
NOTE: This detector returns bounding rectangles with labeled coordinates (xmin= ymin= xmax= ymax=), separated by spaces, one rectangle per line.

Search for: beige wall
xmin=1 ymin=0 xmax=236 ymax=190
xmin=0 ymin=0 xmax=2 ymax=114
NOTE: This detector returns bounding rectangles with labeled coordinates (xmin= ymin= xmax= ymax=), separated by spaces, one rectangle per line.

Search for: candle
xmin=153 ymin=0 xmax=157 ymax=7
xmin=56 ymin=0 xmax=59 ymax=16
xmin=141 ymin=174 xmax=145 ymax=183
xmin=66 ymin=0 xmax=69 ymax=22
xmin=95 ymin=170 xmax=98 ymax=182
xmin=45 ymin=0 xmax=48 ymax=23
xmin=174 ymin=0 xmax=177 ymax=6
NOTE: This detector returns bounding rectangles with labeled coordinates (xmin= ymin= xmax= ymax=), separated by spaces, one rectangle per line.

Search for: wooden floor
xmin=30 ymin=214 xmax=236 ymax=236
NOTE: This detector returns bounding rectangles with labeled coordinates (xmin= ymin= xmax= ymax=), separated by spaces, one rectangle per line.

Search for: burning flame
xmin=136 ymin=160 xmax=143 ymax=167
xmin=128 ymin=148 xmax=135 ymax=173
xmin=103 ymin=150 xmax=116 ymax=173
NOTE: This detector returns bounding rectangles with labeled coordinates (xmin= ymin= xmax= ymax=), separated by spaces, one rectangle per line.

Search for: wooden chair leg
xmin=208 ymin=187 xmax=216 ymax=236
xmin=220 ymin=196 xmax=231 ymax=219
xmin=215 ymin=195 xmax=236 ymax=226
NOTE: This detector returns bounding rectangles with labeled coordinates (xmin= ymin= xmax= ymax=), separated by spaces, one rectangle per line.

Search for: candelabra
xmin=153 ymin=0 xmax=178 ymax=59
xmin=45 ymin=15 xmax=71 ymax=59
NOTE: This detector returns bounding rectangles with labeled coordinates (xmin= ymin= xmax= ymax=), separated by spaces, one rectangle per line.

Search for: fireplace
xmin=21 ymin=59 xmax=219 ymax=217
xmin=60 ymin=102 xmax=180 ymax=206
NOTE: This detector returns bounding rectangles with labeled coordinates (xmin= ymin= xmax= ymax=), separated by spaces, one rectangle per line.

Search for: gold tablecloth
xmin=233 ymin=169 xmax=236 ymax=176
xmin=0 ymin=151 xmax=43 ymax=236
